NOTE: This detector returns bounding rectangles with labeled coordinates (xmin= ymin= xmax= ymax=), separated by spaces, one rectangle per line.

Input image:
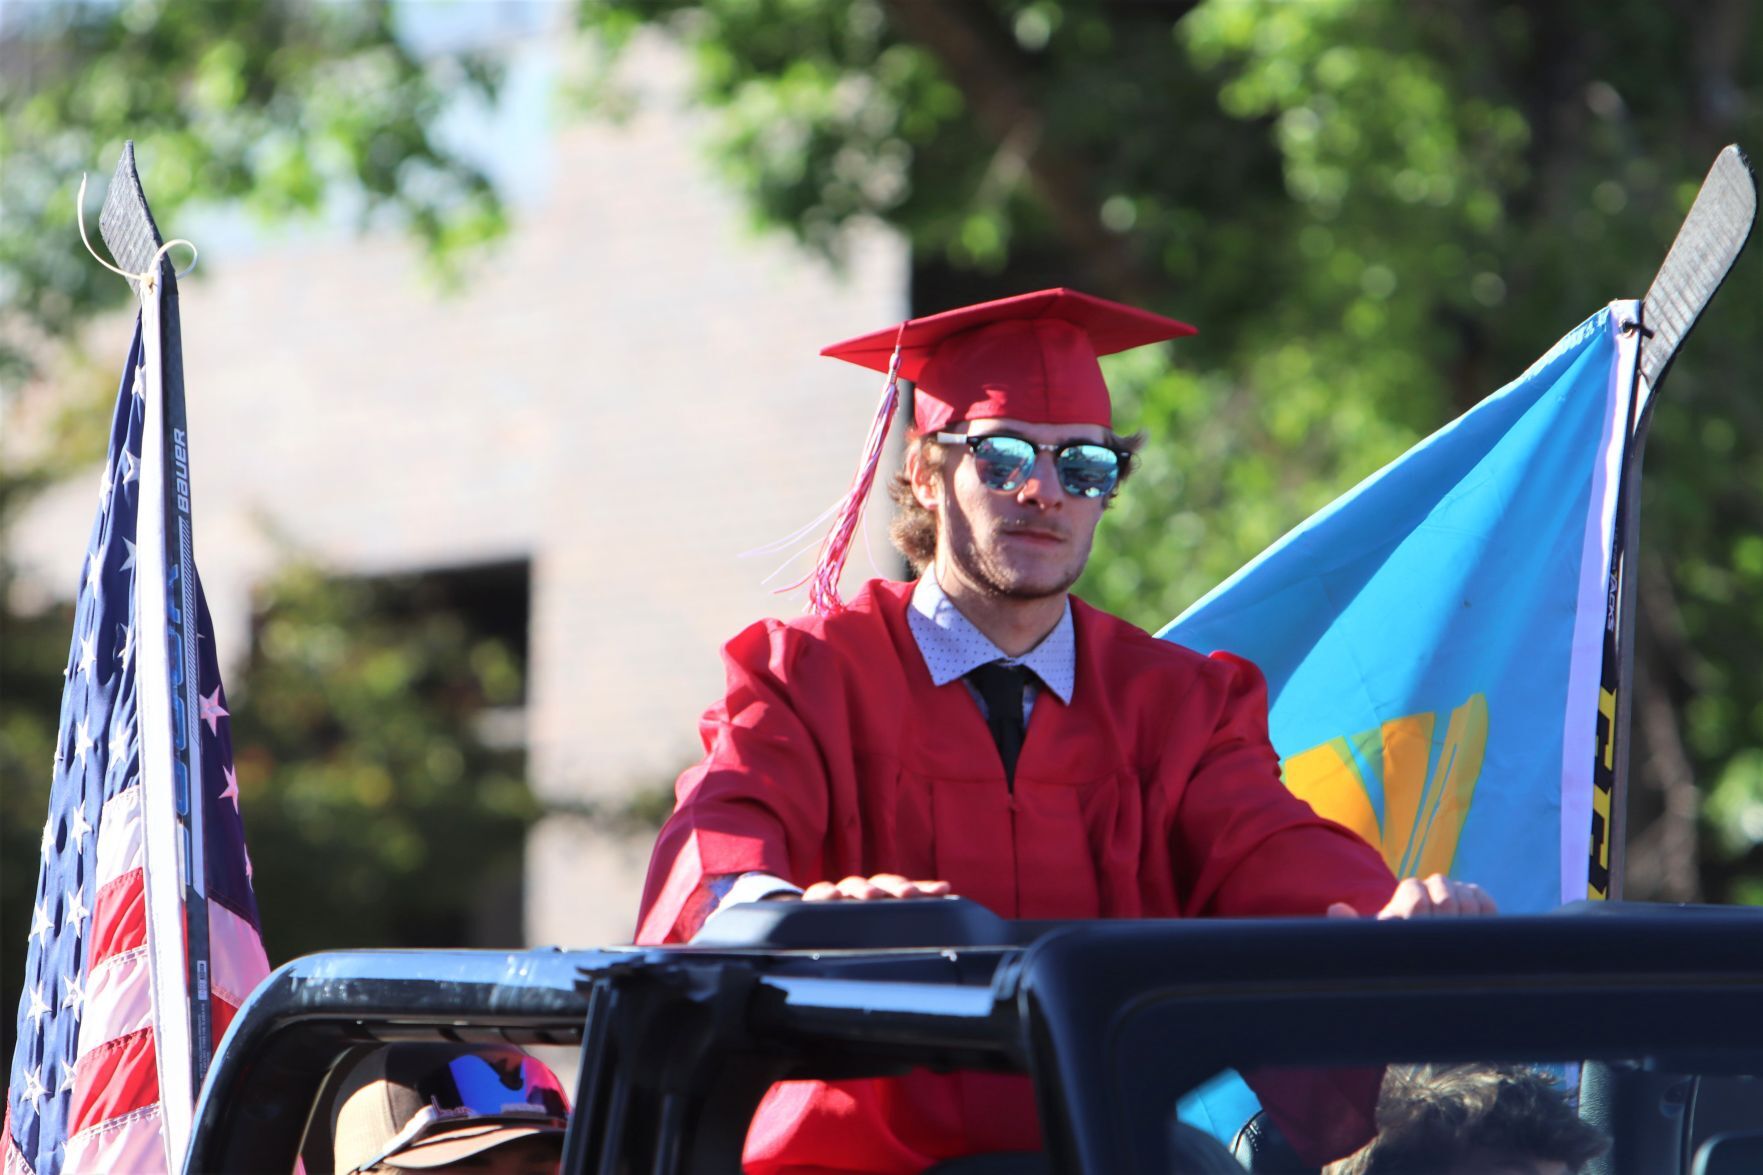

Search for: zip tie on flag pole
xmin=77 ymin=173 xmax=198 ymax=291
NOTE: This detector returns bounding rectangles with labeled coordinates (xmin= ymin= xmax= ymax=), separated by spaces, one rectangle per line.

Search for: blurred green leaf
xmin=228 ymin=562 xmax=540 ymax=961
xmin=573 ymin=0 xmax=1763 ymax=901
xmin=0 ymin=0 xmax=506 ymax=374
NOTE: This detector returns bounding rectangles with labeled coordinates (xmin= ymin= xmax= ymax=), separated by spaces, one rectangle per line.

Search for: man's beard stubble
xmin=942 ymin=501 xmax=1090 ymax=602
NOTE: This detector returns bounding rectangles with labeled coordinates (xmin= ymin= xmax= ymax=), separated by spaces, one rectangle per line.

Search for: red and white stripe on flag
xmin=53 ymin=790 xmax=267 ymax=1171
xmin=7 ymin=297 xmax=270 ymax=1171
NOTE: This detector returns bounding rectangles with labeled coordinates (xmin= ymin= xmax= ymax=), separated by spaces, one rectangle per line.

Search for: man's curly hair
xmin=1325 ymin=1063 xmax=1609 ymax=1175
xmin=887 ymin=429 xmax=1145 ymax=575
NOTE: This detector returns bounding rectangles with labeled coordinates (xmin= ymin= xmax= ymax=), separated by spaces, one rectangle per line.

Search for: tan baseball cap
xmin=329 ymin=1044 xmax=569 ymax=1173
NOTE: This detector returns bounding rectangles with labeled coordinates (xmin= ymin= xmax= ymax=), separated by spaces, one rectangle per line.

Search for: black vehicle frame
xmin=187 ymin=900 xmax=1763 ymax=1175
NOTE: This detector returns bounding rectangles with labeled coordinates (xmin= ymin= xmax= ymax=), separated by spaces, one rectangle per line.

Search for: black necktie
xmin=967 ymin=662 xmax=1029 ymax=788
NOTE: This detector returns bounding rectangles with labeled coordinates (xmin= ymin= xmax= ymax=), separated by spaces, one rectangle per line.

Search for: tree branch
xmin=879 ymin=0 xmax=1193 ymax=301
xmin=1625 ymin=554 xmax=1705 ymax=901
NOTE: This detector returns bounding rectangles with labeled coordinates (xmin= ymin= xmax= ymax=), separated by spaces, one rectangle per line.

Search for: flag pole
xmin=95 ymin=143 xmax=215 ymax=1153
xmin=1588 ymin=146 xmax=1757 ymax=901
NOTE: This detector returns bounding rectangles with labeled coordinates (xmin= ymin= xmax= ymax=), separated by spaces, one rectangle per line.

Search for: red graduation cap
xmin=801 ymin=289 xmax=1196 ymax=615
xmin=820 ymin=287 xmax=1196 ymax=432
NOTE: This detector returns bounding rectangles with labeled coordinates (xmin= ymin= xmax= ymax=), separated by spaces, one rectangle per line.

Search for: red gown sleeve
xmin=1170 ymin=652 xmax=1398 ymax=919
xmin=635 ymin=619 xmax=839 ymax=945
xmin=1166 ymin=652 xmax=1397 ymax=1166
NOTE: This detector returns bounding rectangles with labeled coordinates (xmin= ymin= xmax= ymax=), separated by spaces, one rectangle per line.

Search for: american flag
xmin=4 ymin=311 xmax=269 ymax=1174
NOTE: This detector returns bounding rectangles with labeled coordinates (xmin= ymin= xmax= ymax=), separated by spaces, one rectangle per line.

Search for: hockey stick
xmin=97 ymin=144 xmax=217 ymax=1116
xmin=1588 ymin=145 xmax=1756 ymax=899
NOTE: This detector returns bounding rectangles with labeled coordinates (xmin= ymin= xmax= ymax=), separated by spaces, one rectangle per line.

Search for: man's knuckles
xmin=803 ymin=873 xmax=952 ymax=901
xmin=1376 ymin=874 xmax=1496 ymax=919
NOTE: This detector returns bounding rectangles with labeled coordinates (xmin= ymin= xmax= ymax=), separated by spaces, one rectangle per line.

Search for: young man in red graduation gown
xmin=635 ymin=289 xmax=1495 ymax=1174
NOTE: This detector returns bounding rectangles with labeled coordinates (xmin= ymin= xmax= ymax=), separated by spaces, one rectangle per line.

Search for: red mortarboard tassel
xmin=802 ymin=330 xmax=905 ymax=616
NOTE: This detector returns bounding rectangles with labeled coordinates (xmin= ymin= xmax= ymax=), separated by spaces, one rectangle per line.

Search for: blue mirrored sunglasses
xmin=437 ymin=1053 xmax=569 ymax=1120
xmin=935 ymin=431 xmax=1126 ymax=499
xmin=351 ymin=1053 xmax=570 ymax=1173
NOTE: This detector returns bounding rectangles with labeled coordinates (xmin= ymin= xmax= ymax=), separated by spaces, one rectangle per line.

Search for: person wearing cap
xmin=635 ymin=289 xmax=1494 ymax=1173
xmin=326 ymin=1043 xmax=569 ymax=1174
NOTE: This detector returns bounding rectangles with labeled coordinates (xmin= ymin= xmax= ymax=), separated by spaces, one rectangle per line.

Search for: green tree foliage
xmin=0 ymin=0 xmax=505 ymax=377
xmin=1 ymin=0 xmax=525 ymax=1060
xmin=0 ymin=541 xmax=538 ymax=1060
xmin=5 ymin=1 xmax=1761 ymax=948
xmin=230 ymin=564 xmax=537 ymax=960
xmin=576 ymin=0 xmax=1763 ymax=898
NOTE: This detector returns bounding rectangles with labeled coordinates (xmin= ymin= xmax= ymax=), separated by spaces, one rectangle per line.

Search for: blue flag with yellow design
xmin=1161 ymin=304 xmax=1642 ymax=914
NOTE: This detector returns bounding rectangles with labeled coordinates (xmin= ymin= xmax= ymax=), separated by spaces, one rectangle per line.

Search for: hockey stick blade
xmin=1641 ymin=145 xmax=1757 ymax=391
xmin=97 ymin=141 xmax=171 ymax=290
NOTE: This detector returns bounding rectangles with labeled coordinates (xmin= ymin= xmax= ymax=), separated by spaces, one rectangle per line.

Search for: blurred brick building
xmin=7 ymin=26 xmax=906 ymax=949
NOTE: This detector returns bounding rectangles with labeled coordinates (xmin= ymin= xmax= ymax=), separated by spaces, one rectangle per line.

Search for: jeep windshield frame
xmin=184 ymin=902 xmax=1763 ymax=1175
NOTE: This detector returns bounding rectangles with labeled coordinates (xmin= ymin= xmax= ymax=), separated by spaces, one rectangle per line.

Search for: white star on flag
xmin=99 ymin=461 xmax=114 ymax=502
xmin=220 ymin=765 xmax=241 ymax=813
xmin=199 ymin=687 xmax=229 ymax=736
xmin=69 ymin=802 xmax=93 ymax=851
xmin=62 ymin=973 xmax=87 ymax=1017
xmin=65 ymin=886 xmax=89 ymax=938
xmin=30 ymin=900 xmax=52 ymax=947
xmin=25 ymin=983 xmax=51 ymax=1029
xmin=73 ymin=717 xmax=94 ymax=767
xmin=12 ymin=287 xmax=275 ymax=1175
xmin=19 ymin=1066 xmax=47 ymax=1111
xmin=244 ymin=845 xmax=254 ymax=882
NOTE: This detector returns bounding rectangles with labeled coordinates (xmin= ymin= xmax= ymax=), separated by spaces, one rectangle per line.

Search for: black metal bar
xmin=184 ymin=949 xmax=611 ymax=1175
xmin=755 ymin=975 xmax=1008 ymax=1055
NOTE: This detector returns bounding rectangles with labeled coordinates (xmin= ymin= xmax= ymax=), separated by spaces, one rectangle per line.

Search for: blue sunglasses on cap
xmin=350 ymin=1053 xmax=569 ymax=1173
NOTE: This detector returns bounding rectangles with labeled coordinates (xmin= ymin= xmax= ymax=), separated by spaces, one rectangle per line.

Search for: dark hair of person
xmin=1326 ymin=1063 xmax=1610 ymax=1175
xmin=887 ymin=429 xmax=1145 ymax=575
